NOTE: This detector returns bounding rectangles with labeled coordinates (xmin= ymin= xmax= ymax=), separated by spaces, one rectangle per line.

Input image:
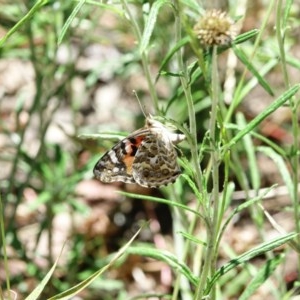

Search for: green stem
xmin=276 ymin=0 xmax=300 ymax=277
xmin=0 ymin=196 xmax=12 ymax=300
xmin=172 ymin=2 xmax=207 ymax=299
xmin=121 ymin=0 xmax=160 ymax=113
xmin=7 ymin=20 xmax=43 ymax=232
xmin=194 ymin=46 xmax=219 ymax=299
xmin=225 ymin=0 xmax=276 ymax=123
xmin=275 ymin=0 xmax=289 ymax=87
xmin=173 ymin=19 xmax=202 ymax=193
xmin=210 ymin=44 xmax=221 ymax=251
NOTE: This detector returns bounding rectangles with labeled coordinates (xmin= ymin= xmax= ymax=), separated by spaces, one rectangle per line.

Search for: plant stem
xmin=225 ymin=0 xmax=276 ymax=123
xmin=173 ymin=2 xmax=202 ymax=192
xmin=172 ymin=2 xmax=207 ymax=299
xmin=276 ymin=0 xmax=300 ymax=278
xmin=275 ymin=0 xmax=289 ymax=87
xmin=121 ymin=0 xmax=160 ymax=113
xmin=194 ymin=46 xmax=220 ymax=299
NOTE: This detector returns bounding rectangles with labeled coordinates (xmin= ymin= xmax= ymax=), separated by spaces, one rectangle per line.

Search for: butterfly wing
xmin=132 ymin=134 xmax=181 ymax=188
xmin=93 ymin=131 xmax=148 ymax=184
xmin=93 ymin=117 xmax=185 ymax=188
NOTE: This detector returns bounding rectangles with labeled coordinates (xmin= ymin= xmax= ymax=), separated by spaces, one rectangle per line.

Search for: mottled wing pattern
xmin=93 ymin=131 xmax=148 ymax=184
xmin=132 ymin=134 xmax=181 ymax=187
xmin=93 ymin=117 xmax=185 ymax=188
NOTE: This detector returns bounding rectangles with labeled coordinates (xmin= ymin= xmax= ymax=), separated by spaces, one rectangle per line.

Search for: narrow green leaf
xmin=0 ymin=0 xmax=49 ymax=47
xmin=127 ymin=247 xmax=198 ymax=286
xmin=219 ymin=185 xmax=276 ymax=243
xmin=226 ymin=84 xmax=300 ymax=149
xmin=206 ymin=232 xmax=297 ymax=293
xmin=239 ymin=255 xmax=285 ymax=300
xmin=236 ymin=112 xmax=260 ymax=190
xmin=156 ymin=36 xmax=190 ymax=81
xmin=233 ymin=29 xmax=259 ymax=45
xmin=178 ymin=231 xmax=207 ymax=246
xmin=48 ymin=228 xmax=142 ymax=300
xmin=286 ymin=54 xmax=300 ymax=69
xmin=25 ymin=244 xmax=66 ymax=300
xmin=257 ymin=146 xmax=294 ymax=202
xmin=238 ymin=58 xmax=278 ymax=101
xmin=225 ymin=123 xmax=287 ymax=157
xmin=139 ymin=0 xmax=172 ymax=54
xmin=181 ymin=173 xmax=203 ymax=205
xmin=119 ymin=191 xmax=201 ymax=217
xmin=233 ymin=45 xmax=274 ymax=96
xmin=57 ymin=0 xmax=86 ymax=45
xmin=282 ymin=0 xmax=293 ymax=29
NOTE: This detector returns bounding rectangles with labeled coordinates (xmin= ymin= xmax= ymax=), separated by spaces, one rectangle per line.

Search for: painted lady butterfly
xmin=93 ymin=116 xmax=185 ymax=188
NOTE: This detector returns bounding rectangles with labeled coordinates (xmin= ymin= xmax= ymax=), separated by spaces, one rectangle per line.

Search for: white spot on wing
xmin=108 ymin=150 xmax=119 ymax=163
xmin=112 ymin=167 xmax=120 ymax=173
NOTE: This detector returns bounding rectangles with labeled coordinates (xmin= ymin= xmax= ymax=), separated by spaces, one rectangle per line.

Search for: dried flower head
xmin=194 ymin=9 xmax=235 ymax=47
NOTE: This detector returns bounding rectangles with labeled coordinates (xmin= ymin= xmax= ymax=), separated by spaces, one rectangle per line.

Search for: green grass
xmin=0 ymin=0 xmax=300 ymax=299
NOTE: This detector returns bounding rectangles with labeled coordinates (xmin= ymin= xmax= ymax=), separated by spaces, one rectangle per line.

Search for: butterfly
xmin=93 ymin=116 xmax=185 ymax=188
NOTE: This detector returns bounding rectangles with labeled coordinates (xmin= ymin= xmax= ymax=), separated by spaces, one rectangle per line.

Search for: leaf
xmin=226 ymin=84 xmax=300 ymax=149
xmin=0 ymin=0 xmax=49 ymax=47
xmin=57 ymin=0 xmax=86 ymax=45
xmin=205 ymin=232 xmax=297 ymax=294
xmin=119 ymin=191 xmax=201 ymax=217
xmin=24 ymin=244 xmax=66 ymax=300
xmin=178 ymin=231 xmax=207 ymax=246
xmin=225 ymin=123 xmax=286 ymax=157
xmin=236 ymin=112 xmax=260 ymax=190
xmin=233 ymin=29 xmax=259 ymax=45
xmin=48 ymin=228 xmax=142 ymax=300
xmin=78 ymin=132 xmax=127 ymax=141
xmin=219 ymin=185 xmax=276 ymax=242
xmin=257 ymin=146 xmax=294 ymax=202
xmin=238 ymin=58 xmax=278 ymax=108
xmin=282 ymin=0 xmax=293 ymax=29
xmin=156 ymin=36 xmax=190 ymax=81
xmin=181 ymin=173 xmax=203 ymax=205
xmin=233 ymin=45 xmax=274 ymax=96
xmin=127 ymin=247 xmax=198 ymax=286
xmin=139 ymin=0 xmax=173 ymax=54
xmin=239 ymin=255 xmax=285 ymax=300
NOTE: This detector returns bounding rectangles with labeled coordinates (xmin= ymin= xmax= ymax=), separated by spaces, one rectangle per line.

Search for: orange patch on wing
xmin=123 ymin=155 xmax=135 ymax=174
xmin=123 ymin=134 xmax=146 ymax=174
xmin=133 ymin=135 xmax=145 ymax=146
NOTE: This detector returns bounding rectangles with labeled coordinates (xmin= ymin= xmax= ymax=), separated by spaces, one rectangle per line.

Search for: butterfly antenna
xmin=133 ymin=90 xmax=148 ymax=118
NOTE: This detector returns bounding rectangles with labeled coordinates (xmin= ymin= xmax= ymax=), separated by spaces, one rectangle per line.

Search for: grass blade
xmin=119 ymin=191 xmax=201 ymax=218
xmin=226 ymin=84 xmax=300 ymax=149
xmin=239 ymin=255 xmax=285 ymax=300
xmin=48 ymin=227 xmax=142 ymax=300
xmin=206 ymin=232 xmax=297 ymax=294
xmin=257 ymin=146 xmax=294 ymax=202
xmin=236 ymin=112 xmax=260 ymax=190
xmin=127 ymin=247 xmax=198 ymax=286
xmin=233 ymin=45 xmax=274 ymax=96
xmin=139 ymin=0 xmax=172 ymax=54
xmin=57 ymin=0 xmax=86 ymax=45
xmin=0 ymin=0 xmax=49 ymax=47
xmin=24 ymin=244 xmax=66 ymax=300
